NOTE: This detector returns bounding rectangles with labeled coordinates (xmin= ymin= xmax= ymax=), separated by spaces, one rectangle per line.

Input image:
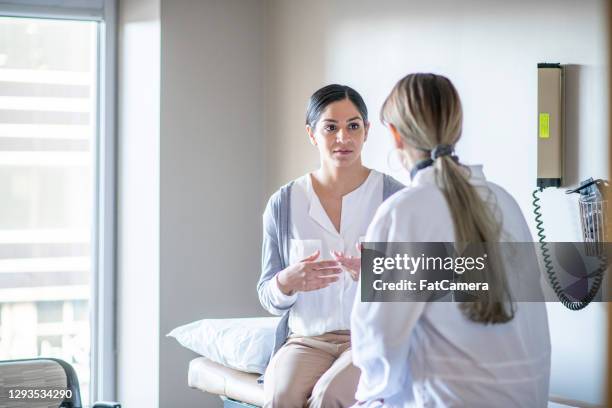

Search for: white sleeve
xmin=351 ymin=206 xmax=425 ymax=402
xmin=266 ymin=274 xmax=298 ymax=309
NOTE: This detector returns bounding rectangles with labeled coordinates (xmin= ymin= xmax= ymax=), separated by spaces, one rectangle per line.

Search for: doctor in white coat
xmin=349 ymin=73 xmax=551 ymax=407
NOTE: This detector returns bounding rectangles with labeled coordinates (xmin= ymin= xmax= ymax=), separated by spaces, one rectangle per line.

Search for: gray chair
xmin=0 ymin=358 xmax=120 ymax=408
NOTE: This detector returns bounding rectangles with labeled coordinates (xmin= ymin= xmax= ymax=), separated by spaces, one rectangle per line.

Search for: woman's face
xmin=307 ymin=98 xmax=369 ymax=168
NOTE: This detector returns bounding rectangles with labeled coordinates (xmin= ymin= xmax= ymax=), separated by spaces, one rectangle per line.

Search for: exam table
xmin=188 ymin=357 xmax=263 ymax=407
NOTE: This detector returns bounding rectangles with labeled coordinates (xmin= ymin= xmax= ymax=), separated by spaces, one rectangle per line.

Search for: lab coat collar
xmin=410 ymin=164 xmax=486 ymax=187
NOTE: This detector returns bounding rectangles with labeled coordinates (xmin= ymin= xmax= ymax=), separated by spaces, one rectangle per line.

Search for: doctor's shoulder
xmin=371 ymin=184 xmax=444 ymax=227
xmin=474 ymin=179 xmax=531 ymax=225
xmin=389 ymin=183 xmax=443 ymax=209
xmin=482 ymin=180 xmax=533 ymax=239
xmin=484 ymin=181 xmax=522 ymax=213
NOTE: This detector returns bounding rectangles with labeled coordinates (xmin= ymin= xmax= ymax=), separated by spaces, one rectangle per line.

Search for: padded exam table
xmin=188 ymin=357 xmax=263 ymax=407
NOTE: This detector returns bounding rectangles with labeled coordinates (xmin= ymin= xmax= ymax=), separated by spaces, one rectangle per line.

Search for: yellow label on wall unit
xmin=539 ymin=113 xmax=550 ymax=139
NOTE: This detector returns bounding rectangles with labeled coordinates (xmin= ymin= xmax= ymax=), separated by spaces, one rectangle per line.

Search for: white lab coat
xmin=351 ymin=165 xmax=551 ymax=408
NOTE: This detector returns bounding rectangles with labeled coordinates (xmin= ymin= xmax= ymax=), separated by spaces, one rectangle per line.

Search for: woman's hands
xmin=276 ymin=243 xmax=363 ymax=295
xmin=277 ymin=250 xmax=343 ymax=295
xmin=332 ymin=243 xmax=362 ymax=281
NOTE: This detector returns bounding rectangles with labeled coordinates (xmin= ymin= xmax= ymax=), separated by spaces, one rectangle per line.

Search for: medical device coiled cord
xmin=532 ymin=188 xmax=604 ymax=310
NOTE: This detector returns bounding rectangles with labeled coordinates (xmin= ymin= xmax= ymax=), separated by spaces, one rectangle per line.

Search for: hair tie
xmin=410 ymin=144 xmax=460 ymax=180
xmin=430 ymin=144 xmax=454 ymax=160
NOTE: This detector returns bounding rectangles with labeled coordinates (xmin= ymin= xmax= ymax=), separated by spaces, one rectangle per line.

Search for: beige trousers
xmin=263 ymin=330 xmax=360 ymax=408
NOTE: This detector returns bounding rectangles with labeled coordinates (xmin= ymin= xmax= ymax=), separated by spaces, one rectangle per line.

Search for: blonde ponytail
xmin=381 ymin=74 xmax=514 ymax=324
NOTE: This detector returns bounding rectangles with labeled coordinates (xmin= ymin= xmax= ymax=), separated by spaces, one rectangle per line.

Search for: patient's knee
xmin=265 ymin=381 xmax=309 ymax=408
xmin=309 ymin=381 xmax=354 ymax=408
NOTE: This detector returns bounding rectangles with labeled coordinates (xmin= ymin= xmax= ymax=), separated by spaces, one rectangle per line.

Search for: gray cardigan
xmin=257 ymin=174 xmax=405 ymax=362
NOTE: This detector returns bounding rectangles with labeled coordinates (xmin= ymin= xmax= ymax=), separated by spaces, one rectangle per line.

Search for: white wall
xmin=264 ymin=0 xmax=608 ymax=405
xmin=116 ymin=0 xmax=160 ymax=406
xmin=118 ymin=1 xmax=266 ymax=406
xmin=158 ymin=1 xmax=266 ymax=407
xmin=262 ymin=0 xmax=328 ymax=193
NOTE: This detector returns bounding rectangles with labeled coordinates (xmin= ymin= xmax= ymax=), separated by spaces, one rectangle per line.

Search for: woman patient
xmin=350 ymin=73 xmax=551 ymax=407
xmin=257 ymin=84 xmax=403 ymax=408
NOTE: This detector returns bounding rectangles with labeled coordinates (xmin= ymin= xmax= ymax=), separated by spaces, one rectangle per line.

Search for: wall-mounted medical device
xmin=532 ymin=63 xmax=609 ymax=311
xmin=537 ymin=63 xmax=564 ymax=189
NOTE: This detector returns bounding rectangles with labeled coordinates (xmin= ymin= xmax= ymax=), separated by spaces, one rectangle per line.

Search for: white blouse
xmin=265 ymin=169 xmax=384 ymax=337
xmin=351 ymin=165 xmax=551 ymax=407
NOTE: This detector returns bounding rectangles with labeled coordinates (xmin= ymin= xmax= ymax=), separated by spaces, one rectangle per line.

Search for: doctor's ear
xmin=306 ymin=125 xmax=317 ymax=146
xmin=389 ymin=124 xmax=404 ymax=150
xmin=364 ymin=121 xmax=370 ymax=142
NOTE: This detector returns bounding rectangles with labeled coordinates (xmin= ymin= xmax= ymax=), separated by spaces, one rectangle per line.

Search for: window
xmin=73 ymin=299 xmax=88 ymax=321
xmin=37 ymin=301 xmax=65 ymax=323
xmin=0 ymin=15 xmax=96 ymax=403
xmin=0 ymin=1 xmax=116 ymax=404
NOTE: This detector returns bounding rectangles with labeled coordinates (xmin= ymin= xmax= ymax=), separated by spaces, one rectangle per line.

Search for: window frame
xmin=0 ymin=0 xmax=118 ymax=403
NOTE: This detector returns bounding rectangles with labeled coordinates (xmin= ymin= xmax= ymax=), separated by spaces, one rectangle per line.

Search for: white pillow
xmin=167 ymin=317 xmax=280 ymax=374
